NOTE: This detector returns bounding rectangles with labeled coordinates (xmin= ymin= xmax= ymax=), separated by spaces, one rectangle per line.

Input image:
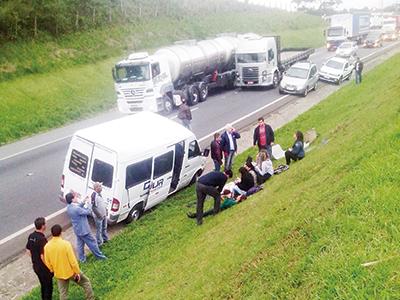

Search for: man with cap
xmin=91 ymin=182 xmax=109 ymax=247
xmin=65 ymin=192 xmax=107 ymax=262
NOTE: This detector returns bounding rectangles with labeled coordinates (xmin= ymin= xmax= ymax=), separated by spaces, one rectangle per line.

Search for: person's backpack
xmin=274 ymin=164 xmax=289 ymax=175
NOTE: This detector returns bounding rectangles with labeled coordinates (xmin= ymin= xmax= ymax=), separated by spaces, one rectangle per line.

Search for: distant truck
xmin=381 ymin=16 xmax=399 ymax=41
xmin=112 ymin=36 xmax=240 ymax=114
xmin=326 ymin=13 xmax=370 ymax=51
xmin=235 ymin=35 xmax=314 ymax=88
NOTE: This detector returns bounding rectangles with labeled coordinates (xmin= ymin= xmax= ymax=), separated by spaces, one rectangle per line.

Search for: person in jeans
xmin=195 ymin=170 xmax=232 ymax=225
xmin=65 ymin=192 xmax=107 ymax=262
xmin=26 ymin=217 xmax=53 ymax=300
xmin=210 ymin=132 xmax=223 ymax=171
xmin=285 ymin=131 xmax=305 ymax=165
xmin=44 ymin=224 xmax=94 ymax=300
xmin=253 ymin=117 xmax=275 ymax=159
xmin=355 ymin=56 xmax=364 ymax=85
xmin=220 ymin=124 xmax=241 ymax=171
xmin=91 ymin=182 xmax=109 ymax=247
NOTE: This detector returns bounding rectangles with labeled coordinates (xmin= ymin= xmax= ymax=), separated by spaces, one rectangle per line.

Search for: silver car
xmin=336 ymin=41 xmax=358 ymax=57
xmin=279 ymin=62 xmax=319 ymax=97
xmin=319 ymin=56 xmax=354 ymax=85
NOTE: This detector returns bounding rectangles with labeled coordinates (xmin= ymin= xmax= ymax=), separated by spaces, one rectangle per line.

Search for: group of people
xmin=26 ymin=182 xmax=109 ymax=299
xmin=193 ymin=117 xmax=306 ymax=225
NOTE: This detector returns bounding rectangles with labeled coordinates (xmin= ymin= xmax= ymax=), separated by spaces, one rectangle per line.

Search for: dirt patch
xmin=0 ymin=63 xmax=17 ymax=73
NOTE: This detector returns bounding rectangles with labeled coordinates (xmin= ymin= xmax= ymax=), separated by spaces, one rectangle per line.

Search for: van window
xmin=154 ymin=151 xmax=174 ymax=179
xmin=91 ymin=159 xmax=114 ymax=188
xmin=69 ymin=149 xmax=89 ymax=178
xmin=188 ymin=140 xmax=201 ymax=159
xmin=126 ymin=158 xmax=152 ymax=189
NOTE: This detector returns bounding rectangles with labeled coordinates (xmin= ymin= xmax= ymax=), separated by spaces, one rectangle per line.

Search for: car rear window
xmin=69 ymin=149 xmax=89 ymax=178
xmin=91 ymin=159 xmax=114 ymax=188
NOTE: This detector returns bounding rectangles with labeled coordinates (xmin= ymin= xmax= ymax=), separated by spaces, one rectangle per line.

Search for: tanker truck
xmin=235 ymin=34 xmax=314 ymax=88
xmin=112 ymin=36 xmax=239 ymax=114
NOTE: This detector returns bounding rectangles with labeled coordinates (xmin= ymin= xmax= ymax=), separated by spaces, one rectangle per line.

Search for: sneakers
xmin=97 ymin=255 xmax=108 ymax=260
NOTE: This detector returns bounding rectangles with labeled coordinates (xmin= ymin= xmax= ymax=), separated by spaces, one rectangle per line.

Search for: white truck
xmin=326 ymin=13 xmax=370 ymax=51
xmin=234 ymin=35 xmax=314 ymax=88
xmin=381 ymin=17 xmax=399 ymax=41
xmin=112 ymin=36 xmax=240 ymax=114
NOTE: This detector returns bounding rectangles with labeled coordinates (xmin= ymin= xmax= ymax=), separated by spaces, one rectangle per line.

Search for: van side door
xmin=181 ymin=139 xmax=202 ymax=186
xmin=146 ymin=149 xmax=175 ymax=209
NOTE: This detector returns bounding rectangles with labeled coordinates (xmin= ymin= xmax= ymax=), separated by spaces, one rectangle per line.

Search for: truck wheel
xmin=198 ymin=82 xmax=208 ymax=102
xmin=272 ymin=72 xmax=279 ymax=88
xmin=187 ymin=85 xmax=200 ymax=106
xmin=125 ymin=203 xmax=143 ymax=224
xmin=162 ymin=96 xmax=173 ymax=115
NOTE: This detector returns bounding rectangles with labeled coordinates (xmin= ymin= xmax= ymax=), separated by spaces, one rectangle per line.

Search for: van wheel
xmin=187 ymin=85 xmax=200 ymax=106
xmin=125 ymin=203 xmax=143 ymax=224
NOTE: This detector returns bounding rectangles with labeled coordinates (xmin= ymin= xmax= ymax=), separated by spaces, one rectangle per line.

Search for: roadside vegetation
xmin=0 ymin=9 xmax=325 ymax=145
xmin=24 ymin=52 xmax=400 ymax=299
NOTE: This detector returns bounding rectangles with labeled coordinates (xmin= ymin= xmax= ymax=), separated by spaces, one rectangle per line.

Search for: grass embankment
xmin=0 ymin=12 xmax=325 ymax=145
xmin=24 ymin=52 xmax=400 ymax=298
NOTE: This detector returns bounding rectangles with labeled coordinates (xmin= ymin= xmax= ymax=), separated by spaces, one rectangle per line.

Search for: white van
xmin=60 ymin=112 xmax=206 ymax=224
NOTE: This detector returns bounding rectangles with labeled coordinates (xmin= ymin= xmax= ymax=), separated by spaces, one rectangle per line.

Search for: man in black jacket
xmin=220 ymin=124 xmax=241 ymax=172
xmin=355 ymin=57 xmax=364 ymax=85
xmin=195 ymin=170 xmax=232 ymax=225
xmin=210 ymin=133 xmax=223 ymax=171
xmin=253 ymin=117 xmax=274 ymax=159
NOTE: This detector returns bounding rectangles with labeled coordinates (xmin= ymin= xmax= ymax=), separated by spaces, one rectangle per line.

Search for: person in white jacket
xmin=254 ymin=150 xmax=274 ymax=184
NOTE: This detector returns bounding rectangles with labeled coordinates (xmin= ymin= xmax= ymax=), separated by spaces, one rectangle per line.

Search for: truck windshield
xmin=286 ymin=67 xmax=308 ymax=79
xmin=236 ymin=53 xmax=266 ymax=63
xmin=327 ymin=28 xmax=344 ymax=37
xmin=114 ymin=64 xmax=150 ymax=83
xmin=326 ymin=60 xmax=344 ymax=70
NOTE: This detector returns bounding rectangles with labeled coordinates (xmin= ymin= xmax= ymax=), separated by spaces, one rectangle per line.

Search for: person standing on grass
xmin=210 ymin=132 xmax=223 ymax=171
xmin=177 ymin=96 xmax=192 ymax=130
xmin=195 ymin=170 xmax=232 ymax=225
xmin=44 ymin=224 xmax=94 ymax=300
xmin=285 ymin=131 xmax=305 ymax=165
xmin=253 ymin=117 xmax=275 ymax=159
xmin=91 ymin=182 xmax=109 ymax=247
xmin=355 ymin=57 xmax=364 ymax=85
xmin=65 ymin=192 xmax=107 ymax=262
xmin=26 ymin=217 xmax=53 ymax=300
xmin=220 ymin=124 xmax=241 ymax=172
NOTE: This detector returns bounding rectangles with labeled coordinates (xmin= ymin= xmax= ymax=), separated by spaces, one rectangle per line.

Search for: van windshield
xmin=236 ymin=53 xmax=266 ymax=63
xmin=114 ymin=63 xmax=151 ymax=83
xmin=91 ymin=159 xmax=114 ymax=188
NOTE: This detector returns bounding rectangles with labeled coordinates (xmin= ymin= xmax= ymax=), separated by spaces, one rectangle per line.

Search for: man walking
xmin=210 ymin=132 xmax=223 ymax=171
xmin=44 ymin=224 xmax=94 ymax=300
xmin=177 ymin=96 xmax=192 ymax=130
xmin=65 ymin=192 xmax=107 ymax=262
xmin=195 ymin=170 xmax=232 ymax=225
xmin=253 ymin=117 xmax=274 ymax=159
xmin=26 ymin=217 xmax=53 ymax=300
xmin=355 ymin=57 xmax=364 ymax=85
xmin=91 ymin=182 xmax=109 ymax=247
xmin=220 ymin=124 xmax=241 ymax=171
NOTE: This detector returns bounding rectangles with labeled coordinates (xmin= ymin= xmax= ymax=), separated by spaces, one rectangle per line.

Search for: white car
xmin=319 ymin=56 xmax=354 ymax=85
xmin=336 ymin=42 xmax=358 ymax=57
xmin=279 ymin=62 xmax=319 ymax=97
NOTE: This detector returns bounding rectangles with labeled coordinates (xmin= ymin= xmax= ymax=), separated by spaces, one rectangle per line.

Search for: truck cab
xmin=326 ymin=26 xmax=347 ymax=50
xmin=235 ymin=35 xmax=279 ymax=88
xmin=113 ymin=52 xmax=175 ymax=114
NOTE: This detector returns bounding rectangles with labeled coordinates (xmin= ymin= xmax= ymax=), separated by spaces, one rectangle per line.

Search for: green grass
xmin=0 ymin=12 xmax=325 ymax=145
xmin=23 ymin=52 xmax=400 ymax=299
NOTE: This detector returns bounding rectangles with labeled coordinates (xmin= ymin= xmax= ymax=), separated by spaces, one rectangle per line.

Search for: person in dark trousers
xmin=177 ymin=97 xmax=192 ymax=130
xmin=285 ymin=131 xmax=305 ymax=165
xmin=195 ymin=170 xmax=233 ymax=225
xmin=355 ymin=57 xmax=364 ymax=85
xmin=26 ymin=217 xmax=53 ymax=300
xmin=220 ymin=124 xmax=241 ymax=171
xmin=253 ymin=117 xmax=275 ymax=159
xmin=210 ymin=132 xmax=223 ymax=171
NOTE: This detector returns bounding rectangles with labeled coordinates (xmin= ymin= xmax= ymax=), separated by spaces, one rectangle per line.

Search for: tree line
xmin=0 ymin=0 xmax=264 ymax=41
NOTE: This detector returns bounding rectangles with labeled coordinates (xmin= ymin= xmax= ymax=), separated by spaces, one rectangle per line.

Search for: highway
xmin=0 ymin=36 xmax=398 ymax=245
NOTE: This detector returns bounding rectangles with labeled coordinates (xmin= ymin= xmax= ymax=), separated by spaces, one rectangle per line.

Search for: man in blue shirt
xmin=65 ymin=192 xmax=107 ymax=262
xmin=195 ymin=170 xmax=232 ymax=225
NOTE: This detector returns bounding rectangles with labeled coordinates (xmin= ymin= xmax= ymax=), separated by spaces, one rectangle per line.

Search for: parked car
xmin=319 ymin=56 xmax=354 ymax=85
xmin=279 ymin=62 xmax=319 ymax=97
xmin=336 ymin=41 xmax=358 ymax=57
xmin=363 ymin=31 xmax=383 ymax=48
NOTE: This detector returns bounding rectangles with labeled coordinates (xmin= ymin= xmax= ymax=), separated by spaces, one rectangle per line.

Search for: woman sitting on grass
xmin=232 ymin=166 xmax=255 ymax=196
xmin=285 ymin=130 xmax=305 ymax=165
xmin=254 ymin=150 xmax=274 ymax=184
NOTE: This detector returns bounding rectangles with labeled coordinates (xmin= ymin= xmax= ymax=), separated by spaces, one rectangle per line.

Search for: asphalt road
xmin=0 ymin=37 xmax=396 ymax=241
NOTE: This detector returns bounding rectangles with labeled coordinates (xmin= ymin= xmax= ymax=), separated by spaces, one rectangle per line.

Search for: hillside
xmin=23 ymin=51 xmax=400 ymax=299
xmin=0 ymin=11 xmax=325 ymax=145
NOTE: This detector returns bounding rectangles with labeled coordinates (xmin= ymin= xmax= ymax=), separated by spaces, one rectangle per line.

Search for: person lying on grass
xmin=187 ymin=190 xmax=246 ymax=219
